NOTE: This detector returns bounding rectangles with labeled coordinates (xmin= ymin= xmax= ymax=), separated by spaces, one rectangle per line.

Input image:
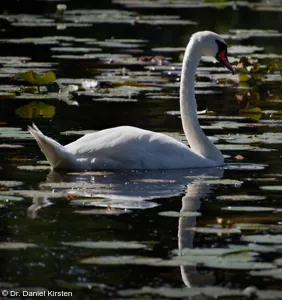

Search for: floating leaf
xmin=250 ymin=268 xmax=282 ymax=280
xmin=222 ymin=206 xmax=275 ymax=212
xmin=0 ymin=242 xmax=37 ymax=249
xmin=217 ymin=195 xmax=266 ymax=201
xmin=240 ymin=107 xmax=262 ymax=114
xmin=13 ymin=71 xmax=56 ymax=86
xmin=16 ymin=101 xmax=55 ymax=119
xmin=74 ymin=209 xmax=130 ymax=215
xmin=62 ymin=241 xmax=147 ymax=249
xmin=17 ymin=165 xmax=51 ymax=171
xmin=0 ymin=181 xmax=23 ymax=187
xmin=242 ymin=234 xmax=282 ymax=244
xmin=158 ymin=211 xmax=201 ymax=217
xmin=0 ymin=195 xmax=24 ymax=202
xmin=189 ymin=227 xmax=241 ymax=234
xmin=260 ymin=186 xmax=282 ymax=191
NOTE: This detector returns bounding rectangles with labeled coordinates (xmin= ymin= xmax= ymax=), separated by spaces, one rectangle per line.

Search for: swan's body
xmin=29 ymin=31 xmax=234 ymax=171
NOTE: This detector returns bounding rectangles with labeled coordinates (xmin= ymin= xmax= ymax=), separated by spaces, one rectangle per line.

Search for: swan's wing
xmin=64 ymin=126 xmax=202 ymax=169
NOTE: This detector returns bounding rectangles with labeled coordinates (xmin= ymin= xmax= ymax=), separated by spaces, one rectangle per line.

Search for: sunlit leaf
xmin=15 ymin=101 xmax=56 ymax=119
xmin=13 ymin=71 xmax=56 ymax=86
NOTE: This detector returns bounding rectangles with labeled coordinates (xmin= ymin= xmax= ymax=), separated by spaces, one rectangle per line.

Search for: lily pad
xmin=250 ymin=268 xmax=282 ymax=280
xmin=17 ymin=165 xmax=51 ymax=171
xmin=260 ymin=186 xmax=282 ymax=191
xmin=13 ymin=71 xmax=56 ymax=85
xmin=189 ymin=227 xmax=241 ymax=234
xmin=62 ymin=241 xmax=147 ymax=249
xmin=158 ymin=211 xmax=201 ymax=217
xmin=0 ymin=242 xmax=37 ymax=249
xmin=0 ymin=195 xmax=24 ymax=202
xmin=222 ymin=206 xmax=275 ymax=212
xmin=216 ymin=195 xmax=266 ymax=201
xmin=242 ymin=234 xmax=282 ymax=244
xmin=0 ymin=181 xmax=23 ymax=187
xmin=0 ymin=190 xmax=66 ymax=199
xmin=74 ymin=209 xmax=130 ymax=215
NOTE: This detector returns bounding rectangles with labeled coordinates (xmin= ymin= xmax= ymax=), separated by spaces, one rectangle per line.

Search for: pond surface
xmin=1 ymin=0 xmax=282 ymax=299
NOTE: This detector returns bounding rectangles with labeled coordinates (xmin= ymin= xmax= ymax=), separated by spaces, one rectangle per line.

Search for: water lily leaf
xmin=202 ymin=260 xmax=275 ymax=270
xmin=16 ymin=101 xmax=56 ymax=119
xmin=242 ymin=234 xmax=282 ymax=244
xmin=172 ymin=247 xmax=249 ymax=256
xmin=274 ymin=258 xmax=282 ymax=267
xmin=260 ymin=185 xmax=282 ymax=191
xmin=199 ymin=179 xmax=243 ymax=186
xmin=0 ymin=195 xmax=24 ymax=202
xmin=74 ymin=209 xmax=130 ymax=215
xmin=17 ymin=165 xmax=51 ymax=171
xmin=222 ymin=206 xmax=275 ymax=212
xmin=189 ymin=227 xmax=241 ymax=234
xmin=62 ymin=241 xmax=147 ymax=249
xmin=240 ymin=107 xmax=262 ymax=114
xmin=0 ymin=181 xmax=23 ymax=187
xmin=70 ymin=199 xmax=158 ymax=210
xmin=235 ymin=223 xmax=282 ymax=231
xmin=0 ymin=127 xmax=32 ymax=139
xmin=250 ymin=268 xmax=282 ymax=280
xmin=217 ymin=195 xmax=266 ymax=201
xmin=0 ymin=190 xmax=66 ymax=199
xmin=158 ymin=211 xmax=201 ymax=217
xmin=239 ymin=74 xmax=251 ymax=82
xmin=80 ymin=255 xmax=162 ymax=265
xmin=0 ymin=242 xmax=37 ymax=249
xmin=13 ymin=71 xmax=56 ymax=85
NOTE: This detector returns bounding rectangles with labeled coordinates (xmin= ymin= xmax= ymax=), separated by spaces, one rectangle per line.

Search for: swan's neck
xmin=180 ymin=39 xmax=223 ymax=164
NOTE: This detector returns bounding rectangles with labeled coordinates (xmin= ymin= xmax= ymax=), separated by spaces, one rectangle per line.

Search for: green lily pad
xmin=190 ymin=227 xmax=241 ymax=234
xmin=0 ymin=181 xmax=23 ymax=187
xmin=222 ymin=206 xmax=275 ymax=212
xmin=13 ymin=71 xmax=56 ymax=85
xmin=236 ymin=223 xmax=282 ymax=231
xmin=199 ymin=179 xmax=243 ymax=186
xmin=217 ymin=195 xmax=266 ymax=201
xmin=0 ymin=190 xmax=66 ymax=199
xmin=17 ymin=165 xmax=51 ymax=171
xmin=74 ymin=209 xmax=130 ymax=215
xmin=16 ymin=102 xmax=56 ymax=119
xmin=80 ymin=255 xmax=162 ymax=265
xmin=0 ymin=127 xmax=32 ymax=139
xmin=62 ymin=241 xmax=147 ymax=249
xmin=0 ymin=195 xmax=24 ymax=202
xmin=158 ymin=211 xmax=201 ymax=217
xmin=202 ymin=260 xmax=275 ymax=270
xmin=0 ymin=242 xmax=37 ymax=249
xmin=260 ymin=186 xmax=282 ymax=191
xmin=242 ymin=234 xmax=282 ymax=244
xmin=250 ymin=268 xmax=282 ymax=280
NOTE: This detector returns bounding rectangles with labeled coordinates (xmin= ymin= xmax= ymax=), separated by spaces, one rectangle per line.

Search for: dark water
xmin=1 ymin=0 xmax=282 ymax=299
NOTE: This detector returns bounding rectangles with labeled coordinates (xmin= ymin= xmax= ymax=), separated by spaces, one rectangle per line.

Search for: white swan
xmin=28 ymin=31 xmax=234 ymax=171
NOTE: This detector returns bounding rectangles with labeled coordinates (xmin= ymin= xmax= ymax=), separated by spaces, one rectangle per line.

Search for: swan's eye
xmin=215 ymin=39 xmax=234 ymax=74
xmin=215 ymin=39 xmax=227 ymax=54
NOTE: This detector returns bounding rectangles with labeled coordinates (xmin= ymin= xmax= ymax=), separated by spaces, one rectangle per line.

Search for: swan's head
xmin=192 ymin=31 xmax=234 ymax=74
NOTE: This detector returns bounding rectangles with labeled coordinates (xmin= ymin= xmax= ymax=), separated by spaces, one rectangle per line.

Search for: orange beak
xmin=216 ymin=49 xmax=234 ymax=74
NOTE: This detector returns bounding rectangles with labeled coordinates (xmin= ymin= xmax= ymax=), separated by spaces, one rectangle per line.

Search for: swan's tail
xmin=28 ymin=123 xmax=73 ymax=170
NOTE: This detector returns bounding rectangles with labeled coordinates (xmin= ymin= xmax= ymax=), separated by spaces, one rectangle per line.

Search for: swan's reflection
xmin=179 ymin=180 xmax=221 ymax=288
xmin=28 ymin=167 xmax=223 ymax=289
